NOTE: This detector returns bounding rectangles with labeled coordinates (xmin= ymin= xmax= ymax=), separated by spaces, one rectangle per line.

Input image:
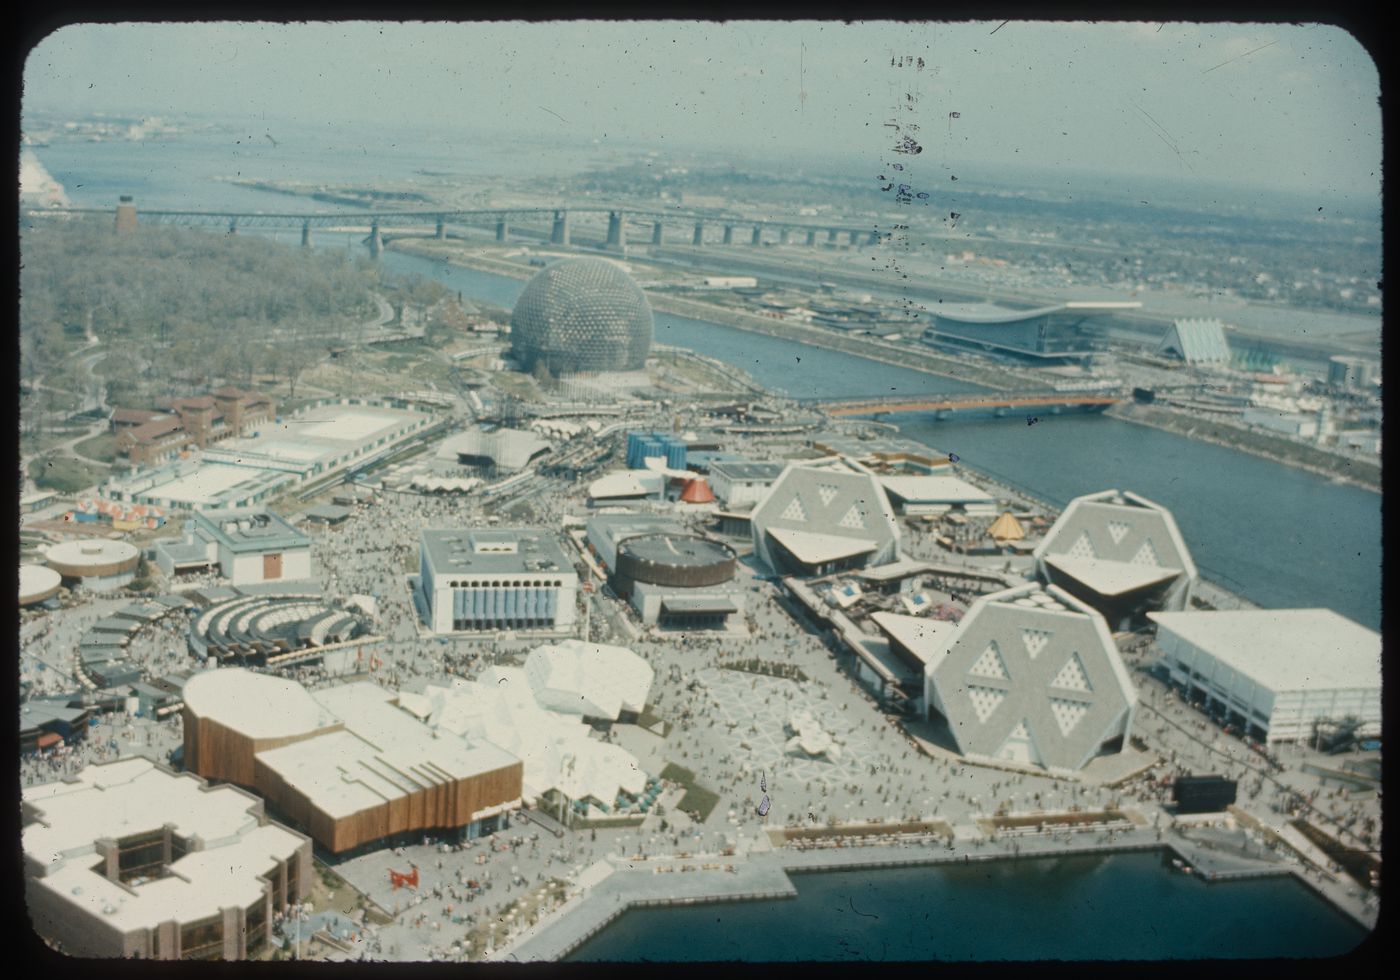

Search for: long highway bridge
xmin=26 ymin=199 xmax=888 ymax=257
xmin=804 ymin=390 xmax=1120 ymax=418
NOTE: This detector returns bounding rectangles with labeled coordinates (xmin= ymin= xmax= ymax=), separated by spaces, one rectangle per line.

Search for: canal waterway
xmin=565 ymin=852 xmax=1368 ymax=960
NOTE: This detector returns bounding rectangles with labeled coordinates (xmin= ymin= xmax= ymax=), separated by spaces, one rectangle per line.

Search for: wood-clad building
xmin=182 ymin=669 xmax=522 ymax=854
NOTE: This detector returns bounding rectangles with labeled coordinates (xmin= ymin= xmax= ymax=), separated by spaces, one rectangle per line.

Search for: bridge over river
xmin=803 ymin=390 xmax=1120 ymax=419
xmin=27 ymin=199 xmax=887 ymax=257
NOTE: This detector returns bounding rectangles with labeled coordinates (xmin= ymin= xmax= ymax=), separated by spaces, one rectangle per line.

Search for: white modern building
xmin=877 ymin=474 xmax=998 ymax=516
xmin=750 ymin=458 xmax=902 ymax=576
xmin=416 ymin=666 xmax=648 ymax=810
xmin=158 ymin=509 xmax=314 ymax=585
xmin=1157 ymin=318 xmax=1232 ymax=364
xmin=923 ymin=583 xmax=1137 ymax=773
xmin=1149 ymin=609 xmax=1381 ymax=744
xmin=23 ymin=757 xmax=311 ymax=960
xmin=418 ymin=528 xmax=578 ymax=633
xmin=707 ymin=460 xmax=788 ymax=509
xmin=44 ymin=539 xmax=141 ymax=592
xmin=1033 ymin=488 xmax=1197 ymax=630
xmin=524 ymin=639 xmax=654 ymax=721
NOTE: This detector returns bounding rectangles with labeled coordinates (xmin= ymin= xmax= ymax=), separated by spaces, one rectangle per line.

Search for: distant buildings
xmin=418 ymin=528 xmax=578 ymax=633
xmin=922 ymin=301 xmax=1141 ymax=365
xmin=1156 ymin=318 xmax=1231 ymax=364
xmin=1150 ymin=609 xmax=1380 ymax=744
xmin=510 ymin=258 xmax=653 ymax=375
xmin=23 ymin=757 xmax=311 ymax=959
xmin=113 ymin=387 xmax=275 ymax=468
xmin=750 ymin=458 xmax=902 ymax=576
xmin=1033 ymin=489 xmax=1196 ymax=630
xmin=922 ymin=583 xmax=1137 ymax=773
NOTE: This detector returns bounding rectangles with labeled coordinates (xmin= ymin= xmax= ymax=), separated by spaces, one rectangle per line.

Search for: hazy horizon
xmin=23 ymin=21 xmax=1382 ymax=205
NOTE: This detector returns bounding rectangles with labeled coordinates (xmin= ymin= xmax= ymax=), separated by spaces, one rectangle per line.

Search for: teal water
xmin=566 ymin=852 xmax=1370 ymax=961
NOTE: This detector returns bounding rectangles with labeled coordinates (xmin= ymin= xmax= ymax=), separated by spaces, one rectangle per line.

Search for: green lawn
xmin=29 ymin=456 xmax=106 ymax=493
xmin=659 ymin=763 xmax=722 ymax=822
xmin=73 ymin=431 xmax=118 ymax=462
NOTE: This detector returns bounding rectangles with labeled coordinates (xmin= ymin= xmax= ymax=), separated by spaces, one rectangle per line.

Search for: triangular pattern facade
xmin=1106 ymin=521 xmax=1130 ymax=545
xmin=816 ymin=483 xmax=840 ymax=507
xmin=838 ymin=504 xmax=868 ymax=530
xmin=1067 ymin=531 xmax=1096 ymax=559
xmin=966 ymin=686 xmax=1007 ymax=724
xmin=1021 ymin=629 xmax=1051 ymax=660
xmin=780 ymin=496 xmax=808 ymax=523
xmin=968 ymin=642 xmax=1010 ymax=680
xmin=1050 ymin=652 xmax=1093 ymax=693
xmin=995 ymin=720 xmax=1043 ymax=766
xmin=1048 ymin=698 xmax=1090 ymax=737
xmin=1130 ymin=539 xmax=1160 ymax=567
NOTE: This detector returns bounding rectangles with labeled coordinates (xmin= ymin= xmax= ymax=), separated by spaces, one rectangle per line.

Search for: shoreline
xmin=497 ymin=829 xmax=1374 ymax=961
xmin=388 ymin=240 xmax=1379 ymax=493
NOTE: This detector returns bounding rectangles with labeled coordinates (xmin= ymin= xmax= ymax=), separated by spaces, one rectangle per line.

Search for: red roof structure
xmin=680 ymin=478 xmax=716 ymax=504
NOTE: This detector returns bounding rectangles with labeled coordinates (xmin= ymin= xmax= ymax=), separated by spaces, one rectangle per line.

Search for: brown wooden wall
xmin=251 ymin=755 xmax=523 ymax=854
xmin=182 ymin=708 xmax=339 ymax=789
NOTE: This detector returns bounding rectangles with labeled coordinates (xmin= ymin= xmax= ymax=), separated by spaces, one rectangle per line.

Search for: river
xmin=565 ymin=852 xmax=1368 ymax=960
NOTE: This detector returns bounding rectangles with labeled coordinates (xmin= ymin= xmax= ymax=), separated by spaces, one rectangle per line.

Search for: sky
xmin=22 ymin=20 xmax=1382 ymax=199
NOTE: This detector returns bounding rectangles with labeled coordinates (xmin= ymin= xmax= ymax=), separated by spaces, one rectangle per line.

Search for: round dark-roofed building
xmin=510 ymin=258 xmax=653 ymax=375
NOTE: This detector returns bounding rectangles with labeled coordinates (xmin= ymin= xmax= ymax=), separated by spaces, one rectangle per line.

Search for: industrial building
xmin=44 ymin=539 xmax=141 ymax=592
xmin=922 ymin=301 xmax=1141 ymax=365
xmin=1156 ymin=318 xmax=1232 ymax=364
xmin=922 ymin=583 xmax=1137 ymax=773
xmin=1149 ymin=609 xmax=1381 ymax=744
xmin=510 ymin=258 xmax=654 ymax=375
xmin=104 ymin=399 xmax=432 ymax=511
xmin=625 ymin=431 xmax=688 ymax=471
xmin=1327 ymin=355 xmax=1378 ymax=391
xmin=707 ymin=459 xmax=788 ymax=508
xmin=418 ymin=528 xmax=579 ymax=633
xmin=154 ymin=509 xmax=313 ymax=585
xmin=182 ymin=668 xmax=523 ymax=854
xmin=1033 ymin=489 xmax=1196 ymax=630
xmin=23 ymin=757 xmax=311 ymax=960
xmin=877 ymin=474 xmax=998 ymax=516
xmin=750 ymin=458 xmax=902 ymax=576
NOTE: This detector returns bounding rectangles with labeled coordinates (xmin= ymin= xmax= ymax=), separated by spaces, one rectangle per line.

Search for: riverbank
xmin=390 ymin=239 xmax=1379 ymax=494
xmin=498 ymin=821 xmax=1374 ymax=961
xmin=1108 ymin=402 xmax=1381 ymax=493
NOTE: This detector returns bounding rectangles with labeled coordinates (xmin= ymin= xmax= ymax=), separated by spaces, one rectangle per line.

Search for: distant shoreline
xmin=386 ymin=239 xmax=1382 ymax=494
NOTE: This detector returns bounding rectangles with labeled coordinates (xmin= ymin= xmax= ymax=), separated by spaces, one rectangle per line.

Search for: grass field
xmin=73 ymin=431 xmax=118 ymax=462
xmin=659 ymin=763 xmax=722 ymax=822
xmin=29 ymin=456 xmax=107 ymax=493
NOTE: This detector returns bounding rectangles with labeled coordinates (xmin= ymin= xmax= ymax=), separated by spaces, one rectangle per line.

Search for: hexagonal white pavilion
xmin=923 ymin=582 xmax=1137 ymax=773
xmin=524 ymin=639 xmax=654 ymax=721
xmin=1033 ymin=488 xmax=1197 ymax=630
xmin=750 ymin=457 xmax=901 ymax=576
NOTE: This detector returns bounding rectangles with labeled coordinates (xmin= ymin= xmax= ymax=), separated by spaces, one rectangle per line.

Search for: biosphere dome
xmin=509 ymin=258 xmax=653 ymax=375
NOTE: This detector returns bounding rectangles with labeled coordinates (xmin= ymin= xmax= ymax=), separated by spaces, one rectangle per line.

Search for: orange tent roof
xmin=987 ymin=511 xmax=1026 ymax=542
xmin=680 ymin=479 xmax=715 ymax=504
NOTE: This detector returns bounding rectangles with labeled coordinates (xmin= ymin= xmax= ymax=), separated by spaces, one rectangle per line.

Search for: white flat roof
xmin=20 ymin=563 xmax=62 ymax=600
xmin=870 ymin=611 xmax=958 ymax=667
xmin=183 ymin=667 xmax=339 ymax=740
xmin=45 ymin=539 xmax=140 ymax=567
xmin=525 ymin=640 xmax=654 ymax=721
xmin=253 ymin=682 xmax=520 ymax=820
xmin=1149 ymin=609 xmax=1381 ymax=692
xmin=1045 ymin=556 xmax=1183 ymax=596
xmin=140 ymin=463 xmax=283 ymax=506
xmin=878 ymin=475 xmax=995 ymax=504
xmin=23 ymin=759 xmax=304 ymax=933
xmin=766 ymin=526 xmax=878 ymax=564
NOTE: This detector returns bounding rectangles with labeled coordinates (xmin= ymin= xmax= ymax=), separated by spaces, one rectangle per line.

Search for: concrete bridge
xmin=804 ymin=390 xmax=1120 ymax=419
xmin=29 ymin=199 xmax=888 ymax=258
